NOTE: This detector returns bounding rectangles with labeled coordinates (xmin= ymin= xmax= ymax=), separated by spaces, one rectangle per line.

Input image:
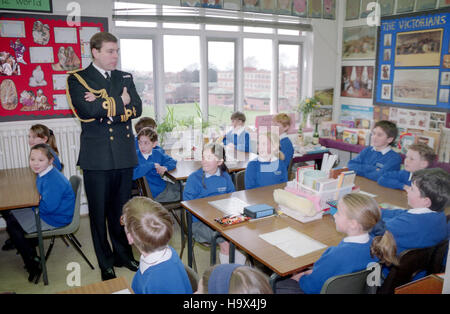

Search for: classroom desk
xmin=58 ymin=276 xmax=133 ymax=294
xmin=181 ymin=176 xmax=410 ymax=277
xmin=355 ymin=176 xmax=409 ymax=209
xmin=167 ymin=151 xmax=258 ymax=181
xmin=0 ymin=167 xmax=49 ymax=285
xmin=181 ymin=183 xmax=344 ymax=276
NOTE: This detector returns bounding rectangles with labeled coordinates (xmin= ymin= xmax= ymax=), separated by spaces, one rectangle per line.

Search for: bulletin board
xmin=0 ymin=12 xmax=108 ymax=122
xmin=373 ymin=8 xmax=450 ymax=112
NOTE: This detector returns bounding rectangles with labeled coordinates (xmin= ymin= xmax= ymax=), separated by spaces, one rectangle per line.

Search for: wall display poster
xmin=0 ymin=12 xmax=107 ymax=122
xmin=374 ymin=8 xmax=450 ymax=112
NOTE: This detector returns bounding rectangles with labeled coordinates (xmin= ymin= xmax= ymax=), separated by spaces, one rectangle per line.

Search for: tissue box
xmin=244 ymin=204 xmax=275 ymax=219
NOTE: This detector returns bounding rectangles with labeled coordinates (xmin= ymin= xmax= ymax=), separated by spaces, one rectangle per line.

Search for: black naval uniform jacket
xmin=67 ymin=63 xmax=142 ymax=170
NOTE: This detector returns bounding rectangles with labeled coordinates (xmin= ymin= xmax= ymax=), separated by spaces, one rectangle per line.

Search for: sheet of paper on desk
xmin=112 ymin=288 xmax=132 ymax=294
xmin=259 ymin=227 xmax=327 ymax=258
xmin=209 ymin=197 xmax=250 ymax=215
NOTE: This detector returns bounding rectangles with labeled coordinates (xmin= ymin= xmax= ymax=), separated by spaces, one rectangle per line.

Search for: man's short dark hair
xmin=90 ymin=32 xmax=118 ymax=53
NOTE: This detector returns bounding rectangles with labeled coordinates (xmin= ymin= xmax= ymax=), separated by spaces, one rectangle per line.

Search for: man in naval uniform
xmin=67 ymin=32 xmax=142 ymax=281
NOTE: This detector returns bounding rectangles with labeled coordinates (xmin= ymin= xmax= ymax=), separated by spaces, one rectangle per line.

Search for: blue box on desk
xmin=244 ymin=204 xmax=275 ymax=219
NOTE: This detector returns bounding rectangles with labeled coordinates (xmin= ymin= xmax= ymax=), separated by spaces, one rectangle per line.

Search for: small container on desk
xmin=285 ymin=180 xmax=354 ymax=212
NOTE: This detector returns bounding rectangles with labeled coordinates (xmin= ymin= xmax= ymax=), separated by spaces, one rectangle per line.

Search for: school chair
xmin=234 ymin=170 xmax=246 ymax=191
xmin=134 ymin=176 xmax=186 ymax=257
xmin=427 ymin=239 xmax=449 ymax=274
xmin=377 ymin=245 xmax=436 ymax=294
xmin=320 ymin=265 xmax=379 ymax=294
xmin=24 ymin=175 xmax=95 ymax=284
xmin=180 ymin=209 xmax=220 ymax=273
xmin=184 ymin=263 xmax=199 ymax=293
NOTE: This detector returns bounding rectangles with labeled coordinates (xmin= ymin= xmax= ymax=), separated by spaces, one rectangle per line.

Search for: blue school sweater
xmin=371 ymin=208 xmax=448 ymax=279
xmin=348 ymin=146 xmax=402 ymax=181
xmin=223 ymin=129 xmax=250 ymax=152
xmin=131 ymin=246 xmax=193 ymax=294
xmin=133 ymin=149 xmax=177 ymax=198
xmin=280 ymin=135 xmax=294 ymax=170
xmin=183 ymin=168 xmax=235 ymax=223
xmin=377 ymin=170 xmax=411 ymax=190
xmin=36 ymin=167 xmax=75 ymax=227
xmin=244 ymin=158 xmax=288 ymax=190
xmin=372 ymin=208 xmax=448 ymax=254
xmin=135 ymin=136 xmax=165 ymax=154
xmin=299 ymin=235 xmax=378 ymax=294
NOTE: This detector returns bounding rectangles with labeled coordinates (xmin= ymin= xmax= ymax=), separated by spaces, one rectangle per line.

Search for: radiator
xmin=0 ymin=118 xmax=87 ymax=227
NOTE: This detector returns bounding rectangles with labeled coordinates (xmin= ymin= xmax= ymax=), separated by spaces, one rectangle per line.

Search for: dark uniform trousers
xmin=67 ymin=63 xmax=142 ymax=271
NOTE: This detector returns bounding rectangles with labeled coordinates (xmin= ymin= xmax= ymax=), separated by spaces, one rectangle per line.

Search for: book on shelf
xmin=342 ymin=128 xmax=358 ymax=145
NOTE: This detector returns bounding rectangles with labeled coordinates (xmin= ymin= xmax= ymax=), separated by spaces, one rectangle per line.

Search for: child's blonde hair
xmin=230 ymin=111 xmax=246 ymax=123
xmin=340 ymin=193 xmax=398 ymax=266
xmin=30 ymin=124 xmax=59 ymax=155
xmin=200 ymin=265 xmax=273 ymax=294
xmin=407 ymin=143 xmax=436 ymax=166
xmin=272 ymin=113 xmax=291 ymax=128
xmin=258 ymin=131 xmax=285 ymax=161
xmin=122 ymin=196 xmax=173 ymax=254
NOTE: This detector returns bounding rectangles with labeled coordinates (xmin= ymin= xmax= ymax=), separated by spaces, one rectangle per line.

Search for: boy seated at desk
xmin=134 ymin=116 xmax=164 ymax=153
xmin=222 ymin=111 xmax=250 ymax=153
xmin=377 ymin=142 xmax=436 ymax=190
xmin=133 ymin=127 xmax=180 ymax=203
xmin=371 ymin=168 xmax=450 ymax=279
xmin=348 ymin=120 xmax=402 ymax=182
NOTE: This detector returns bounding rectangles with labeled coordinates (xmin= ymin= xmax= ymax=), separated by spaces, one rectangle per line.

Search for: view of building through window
xmin=119 ymin=38 xmax=155 ymax=118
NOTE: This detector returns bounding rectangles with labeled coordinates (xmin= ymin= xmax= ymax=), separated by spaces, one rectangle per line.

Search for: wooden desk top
xmin=182 ymin=177 xmax=410 ymax=277
xmin=355 ymin=176 xmax=409 ymax=209
xmin=181 ymin=183 xmax=344 ymax=277
xmin=58 ymin=277 xmax=133 ymax=294
xmin=168 ymin=151 xmax=258 ymax=181
xmin=395 ymin=274 xmax=444 ymax=294
xmin=0 ymin=167 xmax=39 ymax=211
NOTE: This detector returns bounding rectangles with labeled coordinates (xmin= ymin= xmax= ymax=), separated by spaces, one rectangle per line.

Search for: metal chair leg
xmin=66 ymin=234 xmax=95 ymax=270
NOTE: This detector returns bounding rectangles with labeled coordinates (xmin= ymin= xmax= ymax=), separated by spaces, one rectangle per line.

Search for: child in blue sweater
xmin=377 ymin=142 xmax=436 ymax=190
xmin=183 ymin=143 xmax=246 ymax=264
xmin=28 ymin=124 xmax=63 ymax=171
xmin=348 ymin=120 xmax=402 ymax=181
xmin=122 ymin=196 xmax=192 ymax=294
xmin=276 ymin=193 xmax=398 ymax=294
xmin=133 ymin=127 xmax=180 ymax=203
xmin=272 ymin=113 xmax=294 ymax=172
xmin=245 ymin=131 xmax=288 ymax=190
xmin=5 ymin=143 xmax=75 ymax=282
xmin=371 ymin=168 xmax=449 ymax=255
xmin=223 ymin=111 xmax=250 ymax=152
xmin=2 ymin=123 xmax=64 ymax=252
xmin=134 ymin=117 xmax=164 ymax=153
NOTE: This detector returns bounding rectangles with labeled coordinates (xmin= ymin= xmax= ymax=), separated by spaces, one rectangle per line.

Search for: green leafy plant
xmin=297 ymin=97 xmax=321 ymax=127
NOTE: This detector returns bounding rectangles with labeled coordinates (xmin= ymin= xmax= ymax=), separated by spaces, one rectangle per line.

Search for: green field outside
xmin=139 ymin=103 xmax=269 ymax=128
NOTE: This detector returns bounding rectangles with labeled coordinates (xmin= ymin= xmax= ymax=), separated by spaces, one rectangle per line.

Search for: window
xmin=114 ymin=1 xmax=310 ymax=130
xmin=208 ymin=41 xmax=235 ymax=128
xmin=119 ymin=38 xmax=155 ymax=118
xmin=278 ymin=43 xmax=301 ymax=115
xmin=243 ymin=38 xmax=272 ymax=125
xmin=164 ymin=35 xmax=200 ymax=123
